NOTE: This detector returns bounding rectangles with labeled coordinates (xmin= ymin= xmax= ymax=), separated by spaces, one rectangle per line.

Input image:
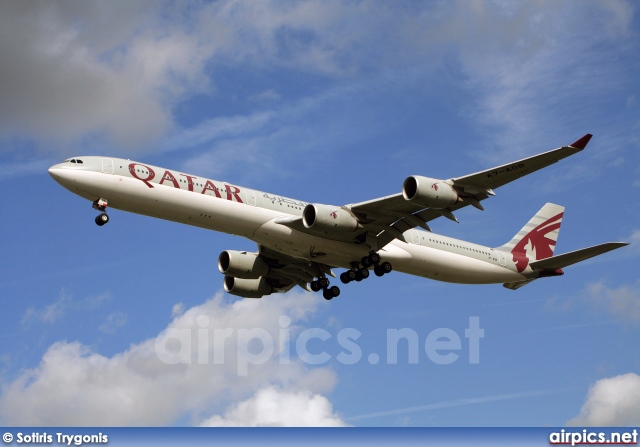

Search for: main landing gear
xmin=310 ymin=276 xmax=341 ymax=300
xmin=339 ymin=252 xmax=392 ymax=285
xmin=311 ymin=252 xmax=393 ymax=301
xmin=93 ymin=198 xmax=109 ymax=226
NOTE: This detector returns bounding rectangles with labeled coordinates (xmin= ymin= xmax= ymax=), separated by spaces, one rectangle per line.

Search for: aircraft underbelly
xmin=398 ymin=242 xmax=525 ymax=284
xmin=252 ymin=220 xmax=524 ymax=285
xmin=252 ymin=220 xmax=375 ymax=266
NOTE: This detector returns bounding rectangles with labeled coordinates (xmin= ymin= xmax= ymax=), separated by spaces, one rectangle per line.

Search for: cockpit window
xmin=65 ymin=159 xmax=84 ymax=164
xmin=70 ymin=159 xmax=77 ymax=163
xmin=76 ymin=159 xmax=83 ymax=164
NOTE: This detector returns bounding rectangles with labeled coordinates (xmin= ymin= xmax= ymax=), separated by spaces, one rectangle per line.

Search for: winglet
xmin=569 ymin=134 xmax=592 ymax=150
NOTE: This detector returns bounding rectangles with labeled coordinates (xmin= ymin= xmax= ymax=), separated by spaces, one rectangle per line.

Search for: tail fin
xmin=496 ymin=203 xmax=565 ymax=273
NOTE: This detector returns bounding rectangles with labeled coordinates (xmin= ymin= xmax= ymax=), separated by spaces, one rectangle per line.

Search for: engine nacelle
xmin=218 ymin=250 xmax=269 ymax=279
xmin=302 ymin=203 xmax=360 ymax=233
xmin=223 ymin=276 xmax=272 ymax=299
xmin=402 ymin=176 xmax=459 ymax=209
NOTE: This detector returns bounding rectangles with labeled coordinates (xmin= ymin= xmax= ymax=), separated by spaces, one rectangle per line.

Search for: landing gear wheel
xmin=355 ymin=270 xmax=363 ymax=282
xmin=323 ymin=289 xmax=333 ymax=300
xmin=95 ymin=213 xmax=109 ymax=226
xmin=329 ymin=286 xmax=340 ymax=298
xmin=369 ymin=253 xmax=381 ymax=264
xmin=346 ymin=270 xmax=357 ymax=281
xmin=374 ymin=265 xmax=385 ymax=277
xmin=340 ymin=272 xmax=351 ymax=284
xmin=381 ymin=261 xmax=392 ymax=274
xmin=361 ymin=256 xmax=372 ymax=268
xmin=310 ymin=281 xmax=321 ymax=292
xmin=318 ymin=277 xmax=329 ymax=289
xmin=359 ymin=268 xmax=370 ymax=279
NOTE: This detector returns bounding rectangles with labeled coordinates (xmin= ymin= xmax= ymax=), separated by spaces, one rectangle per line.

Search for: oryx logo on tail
xmin=496 ymin=203 xmax=565 ymax=273
xmin=511 ymin=213 xmax=563 ymax=272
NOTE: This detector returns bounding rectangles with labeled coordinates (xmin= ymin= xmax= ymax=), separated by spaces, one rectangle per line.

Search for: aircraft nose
xmin=48 ymin=164 xmax=74 ymax=186
xmin=48 ymin=165 xmax=63 ymax=179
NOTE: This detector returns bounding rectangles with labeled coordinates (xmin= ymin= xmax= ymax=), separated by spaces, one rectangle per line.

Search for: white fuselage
xmin=49 ymin=156 xmax=529 ymax=285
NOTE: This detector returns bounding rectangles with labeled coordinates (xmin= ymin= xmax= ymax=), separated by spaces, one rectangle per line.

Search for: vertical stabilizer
xmin=496 ymin=203 xmax=565 ymax=272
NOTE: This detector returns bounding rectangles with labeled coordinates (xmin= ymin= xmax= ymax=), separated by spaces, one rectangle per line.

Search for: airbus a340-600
xmin=49 ymin=134 xmax=627 ymax=300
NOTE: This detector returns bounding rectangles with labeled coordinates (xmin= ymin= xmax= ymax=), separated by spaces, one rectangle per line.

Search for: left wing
xmin=348 ymin=134 xmax=592 ymax=249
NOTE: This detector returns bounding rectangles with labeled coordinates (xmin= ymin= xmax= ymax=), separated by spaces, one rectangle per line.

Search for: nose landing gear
xmin=93 ymin=198 xmax=109 ymax=226
xmin=95 ymin=213 xmax=109 ymax=226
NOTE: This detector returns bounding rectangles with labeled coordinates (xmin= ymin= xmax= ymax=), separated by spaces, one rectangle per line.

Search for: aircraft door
xmin=101 ymin=158 xmax=114 ymax=174
xmin=497 ymin=250 xmax=506 ymax=266
xmin=410 ymin=230 xmax=421 ymax=245
xmin=245 ymin=189 xmax=256 ymax=206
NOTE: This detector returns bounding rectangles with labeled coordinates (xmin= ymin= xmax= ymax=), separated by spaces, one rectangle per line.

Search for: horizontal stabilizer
xmin=530 ymin=242 xmax=628 ymax=270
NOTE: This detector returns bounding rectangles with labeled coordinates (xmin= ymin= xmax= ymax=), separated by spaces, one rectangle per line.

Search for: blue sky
xmin=0 ymin=0 xmax=639 ymax=427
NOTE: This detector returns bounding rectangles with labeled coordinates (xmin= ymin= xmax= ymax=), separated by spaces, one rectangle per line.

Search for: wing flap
xmin=257 ymin=245 xmax=336 ymax=293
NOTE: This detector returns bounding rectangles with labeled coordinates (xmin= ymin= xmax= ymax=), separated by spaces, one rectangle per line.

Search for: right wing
xmin=222 ymin=245 xmax=336 ymax=298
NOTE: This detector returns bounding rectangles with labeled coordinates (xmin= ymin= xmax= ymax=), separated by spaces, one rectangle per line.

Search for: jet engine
xmin=223 ymin=276 xmax=272 ymax=298
xmin=402 ymin=176 xmax=459 ymax=209
xmin=302 ymin=203 xmax=360 ymax=232
xmin=218 ymin=250 xmax=269 ymax=279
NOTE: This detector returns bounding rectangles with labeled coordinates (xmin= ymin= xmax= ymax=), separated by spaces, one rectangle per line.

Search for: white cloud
xmin=0 ymin=158 xmax=57 ymax=180
xmin=99 ymin=312 xmax=128 ymax=334
xmin=545 ymin=275 xmax=640 ymax=325
xmin=568 ymin=373 xmax=640 ymax=426
xmin=179 ymin=1 xmax=637 ymax=176
xmin=627 ymin=229 xmax=640 ymax=251
xmin=1 ymin=0 xmax=634 ymax=175
xmin=249 ymin=89 xmax=282 ymax=103
xmin=0 ymin=1 xmax=213 ymax=151
xmin=171 ymin=303 xmax=185 ymax=318
xmin=585 ymin=281 xmax=640 ymax=324
xmin=0 ymin=291 xmax=339 ymax=426
xmin=21 ymin=289 xmax=115 ymax=327
xmin=162 ymin=112 xmax=275 ymax=155
xmin=201 ymin=387 xmax=347 ymax=427
xmin=21 ymin=289 xmax=72 ymax=325
xmin=444 ymin=0 xmax=635 ymax=160
xmin=85 ymin=291 xmax=113 ymax=310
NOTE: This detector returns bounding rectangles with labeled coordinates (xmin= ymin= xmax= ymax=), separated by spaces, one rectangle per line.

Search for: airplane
xmin=48 ymin=134 xmax=627 ymax=300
